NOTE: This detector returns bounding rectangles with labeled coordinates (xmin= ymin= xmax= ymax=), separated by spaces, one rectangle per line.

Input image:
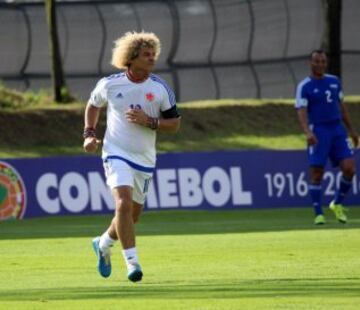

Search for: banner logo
xmin=0 ymin=161 xmax=27 ymax=220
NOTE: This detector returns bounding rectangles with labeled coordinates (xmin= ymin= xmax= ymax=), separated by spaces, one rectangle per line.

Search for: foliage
xmin=1 ymin=85 xmax=360 ymax=158
xmin=0 ymin=84 xmax=53 ymax=110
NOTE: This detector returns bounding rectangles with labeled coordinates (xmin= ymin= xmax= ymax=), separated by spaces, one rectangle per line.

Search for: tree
xmin=323 ymin=0 xmax=342 ymax=77
xmin=45 ymin=0 xmax=71 ymax=102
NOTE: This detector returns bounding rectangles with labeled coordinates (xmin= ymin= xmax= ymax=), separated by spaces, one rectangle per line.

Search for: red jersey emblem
xmin=146 ymin=92 xmax=155 ymax=102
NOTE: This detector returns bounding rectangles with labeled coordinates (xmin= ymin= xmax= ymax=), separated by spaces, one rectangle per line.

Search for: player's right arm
xmin=83 ymin=78 xmax=107 ymax=153
xmin=83 ymin=104 xmax=101 ymax=153
xmin=296 ymin=108 xmax=317 ymax=145
xmin=295 ymin=80 xmax=317 ymax=145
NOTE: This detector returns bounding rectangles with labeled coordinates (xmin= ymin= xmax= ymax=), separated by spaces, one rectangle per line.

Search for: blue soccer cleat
xmin=92 ymin=236 xmax=111 ymax=278
xmin=127 ymin=263 xmax=143 ymax=282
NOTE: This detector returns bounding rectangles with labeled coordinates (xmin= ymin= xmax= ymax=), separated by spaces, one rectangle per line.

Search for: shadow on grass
xmin=1 ymin=278 xmax=359 ymax=301
xmin=1 ymin=208 xmax=359 ymax=240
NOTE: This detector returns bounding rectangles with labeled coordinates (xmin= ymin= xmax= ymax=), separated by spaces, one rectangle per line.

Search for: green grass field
xmin=1 ymin=208 xmax=360 ymax=310
xmin=1 ymin=89 xmax=360 ymax=309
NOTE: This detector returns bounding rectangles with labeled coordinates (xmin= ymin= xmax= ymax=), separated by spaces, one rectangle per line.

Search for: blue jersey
xmin=295 ymin=74 xmax=344 ymax=125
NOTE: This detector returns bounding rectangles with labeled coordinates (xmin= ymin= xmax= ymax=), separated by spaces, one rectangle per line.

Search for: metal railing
xmin=0 ymin=0 xmax=359 ymax=101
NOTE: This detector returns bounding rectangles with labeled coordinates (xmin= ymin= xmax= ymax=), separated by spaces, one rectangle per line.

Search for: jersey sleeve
xmin=88 ymin=78 xmax=108 ymax=107
xmin=159 ymin=81 xmax=177 ymax=112
xmin=337 ymin=78 xmax=344 ymax=101
xmin=295 ymin=81 xmax=308 ymax=108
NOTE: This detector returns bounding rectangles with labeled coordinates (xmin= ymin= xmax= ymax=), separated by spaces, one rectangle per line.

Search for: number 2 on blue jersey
xmin=325 ymin=90 xmax=333 ymax=103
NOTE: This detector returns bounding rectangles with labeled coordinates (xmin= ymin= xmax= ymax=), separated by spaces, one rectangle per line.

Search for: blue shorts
xmin=308 ymin=121 xmax=354 ymax=167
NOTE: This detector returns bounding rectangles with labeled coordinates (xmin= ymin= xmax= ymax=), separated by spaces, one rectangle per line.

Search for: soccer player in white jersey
xmin=83 ymin=31 xmax=181 ymax=282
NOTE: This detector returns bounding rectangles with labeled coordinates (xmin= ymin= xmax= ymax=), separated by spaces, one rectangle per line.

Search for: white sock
xmin=122 ymin=247 xmax=139 ymax=268
xmin=99 ymin=231 xmax=115 ymax=252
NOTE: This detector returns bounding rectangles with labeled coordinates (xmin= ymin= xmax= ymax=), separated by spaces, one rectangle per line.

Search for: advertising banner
xmin=0 ymin=150 xmax=359 ymax=220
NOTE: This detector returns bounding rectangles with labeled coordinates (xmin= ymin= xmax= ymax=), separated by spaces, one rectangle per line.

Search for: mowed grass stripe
xmin=0 ymin=209 xmax=360 ymax=310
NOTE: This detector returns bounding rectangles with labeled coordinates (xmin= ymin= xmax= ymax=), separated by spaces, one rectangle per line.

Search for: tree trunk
xmin=323 ymin=0 xmax=342 ymax=77
xmin=45 ymin=0 xmax=70 ymax=102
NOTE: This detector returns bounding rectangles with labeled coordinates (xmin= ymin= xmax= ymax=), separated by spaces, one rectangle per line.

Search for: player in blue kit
xmin=295 ymin=50 xmax=359 ymax=225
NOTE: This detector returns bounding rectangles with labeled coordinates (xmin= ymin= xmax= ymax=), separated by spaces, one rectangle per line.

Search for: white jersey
xmin=88 ymin=72 xmax=176 ymax=169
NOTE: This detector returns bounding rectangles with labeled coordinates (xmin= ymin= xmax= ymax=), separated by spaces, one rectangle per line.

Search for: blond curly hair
xmin=111 ymin=31 xmax=161 ymax=69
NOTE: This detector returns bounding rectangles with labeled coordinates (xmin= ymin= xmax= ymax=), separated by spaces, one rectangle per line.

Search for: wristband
xmin=83 ymin=127 xmax=96 ymax=139
xmin=148 ymin=117 xmax=159 ymax=130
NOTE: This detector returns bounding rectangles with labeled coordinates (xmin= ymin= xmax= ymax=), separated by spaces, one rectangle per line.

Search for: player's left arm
xmin=126 ymin=79 xmax=181 ymax=132
xmin=340 ymin=100 xmax=359 ymax=148
xmin=158 ymin=105 xmax=181 ymax=133
xmin=125 ymin=105 xmax=181 ymax=133
xmin=156 ymin=82 xmax=181 ymax=133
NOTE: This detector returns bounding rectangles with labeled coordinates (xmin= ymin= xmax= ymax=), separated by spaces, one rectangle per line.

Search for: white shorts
xmin=103 ymin=158 xmax=153 ymax=204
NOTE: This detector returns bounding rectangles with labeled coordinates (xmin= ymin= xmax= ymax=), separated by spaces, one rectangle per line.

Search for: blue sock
xmin=334 ymin=175 xmax=353 ymax=204
xmin=308 ymin=183 xmax=323 ymax=215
